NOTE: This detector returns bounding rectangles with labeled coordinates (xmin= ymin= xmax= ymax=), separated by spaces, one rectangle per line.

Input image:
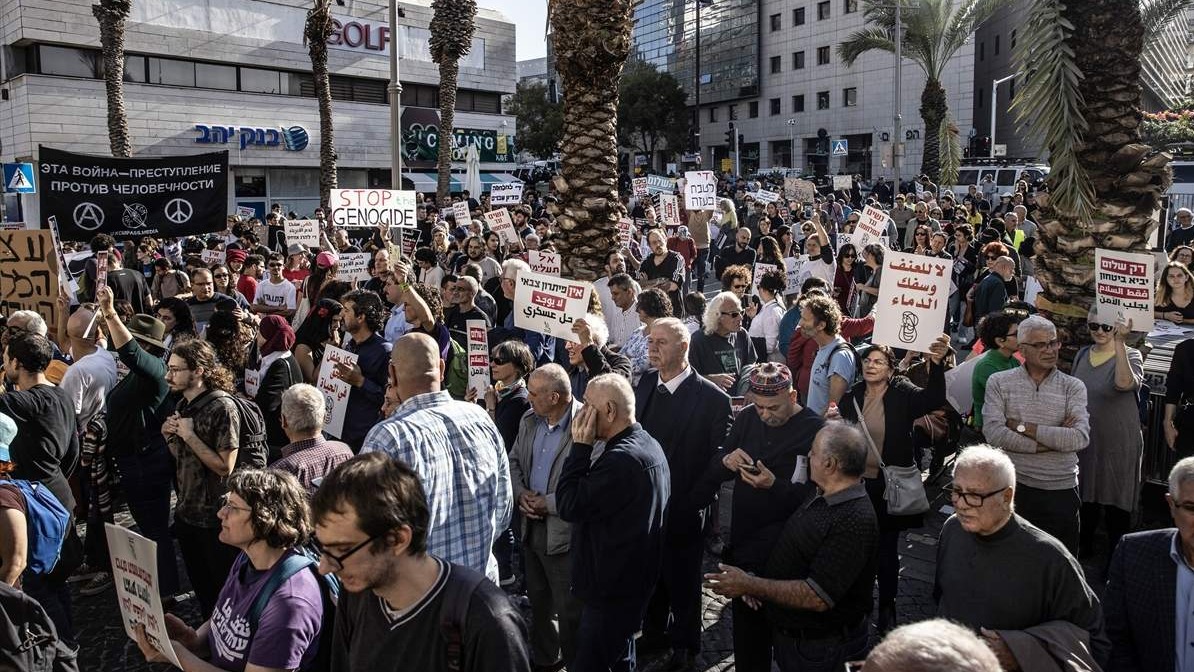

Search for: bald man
xmin=361 ymin=333 xmax=513 ymax=582
xmin=556 ymin=374 xmax=671 ymax=672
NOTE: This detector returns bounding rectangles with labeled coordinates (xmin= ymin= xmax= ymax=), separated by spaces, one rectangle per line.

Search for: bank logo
xmin=282 ymin=126 xmax=310 ymax=152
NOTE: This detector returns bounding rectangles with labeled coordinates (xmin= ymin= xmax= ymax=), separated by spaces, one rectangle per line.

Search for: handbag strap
xmin=853 ymin=397 xmax=886 ymax=468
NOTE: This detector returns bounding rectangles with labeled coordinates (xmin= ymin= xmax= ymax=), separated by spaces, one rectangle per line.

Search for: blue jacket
xmin=342 ymin=333 xmax=392 ymax=450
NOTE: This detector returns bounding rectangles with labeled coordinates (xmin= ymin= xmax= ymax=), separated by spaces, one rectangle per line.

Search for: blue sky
xmin=478 ymin=0 xmax=548 ymax=61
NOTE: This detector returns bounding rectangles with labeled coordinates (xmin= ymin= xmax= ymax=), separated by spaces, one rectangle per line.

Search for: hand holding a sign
xmin=926 ymin=333 xmax=951 ymax=365
xmin=133 ymin=623 xmax=176 ymax=665
xmin=335 ymin=361 xmax=365 ymax=388
xmin=1113 ymin=315 xmax=1133 ymax=342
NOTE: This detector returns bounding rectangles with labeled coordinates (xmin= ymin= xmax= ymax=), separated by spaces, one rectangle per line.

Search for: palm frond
xmin=939 ymin=112 xmax=962 ymax=187
xmin=943 ymin=0 xmax=1001 ymax=60
xmin=1141 ymin=0 xmax=1194 ymax=43
xmin=837 ymin=28 xmax=897 ymax=67
xmin=1010 ymin=0 xmax=1094 ymax=220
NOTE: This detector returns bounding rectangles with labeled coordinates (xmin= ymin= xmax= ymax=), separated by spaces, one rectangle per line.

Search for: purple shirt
xmin=273 ymin=437 xmax=355 ymax=496
xmin=208 ymin=550 xmax=323 ymax=671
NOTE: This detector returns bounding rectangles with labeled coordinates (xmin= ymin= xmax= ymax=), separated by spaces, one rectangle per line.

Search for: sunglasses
xmin=720 ymin=311 xmax=743 ymax=318
xmin=491 ymin=357 xmax=510 ymax=365
xmin=1087 ymin=323 xmax=1113 ymax=333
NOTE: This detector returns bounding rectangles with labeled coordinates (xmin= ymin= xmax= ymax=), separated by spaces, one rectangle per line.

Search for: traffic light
xmin=725 ymin=122 xmax=735 ymax=146
xmin=738 ymin=134 xmax=744 ymax=147
xmin=976 ymin=136 xmax=991 ymax=156
xmin=688 ymin=126 xmax=700 ymax=152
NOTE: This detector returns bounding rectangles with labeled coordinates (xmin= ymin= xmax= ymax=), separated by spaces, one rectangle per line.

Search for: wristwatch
xmin=1016 ymin=423 xmax=1027 ymax=434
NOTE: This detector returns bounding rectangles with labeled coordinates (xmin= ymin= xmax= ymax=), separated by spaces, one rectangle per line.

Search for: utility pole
xmin=893 ymin=1 xmax=902 ymax=192
xmin=389 ymin=0 xmax=405 ymax=187
xmin=693 ymin=0 xmax=706 ymax=165
xmin=990 ymin=73 xmax=1018 ymax=158
xmin=734 ymin=129 xmax=740 ymax=176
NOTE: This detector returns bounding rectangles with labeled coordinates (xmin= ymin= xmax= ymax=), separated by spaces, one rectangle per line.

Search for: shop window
xmin=38 ymin=45 xmax=98 ymax=78
xmin=196 ymin=63 xmax=236 ymax=91
xmin=241 ymin=68 xmax=282 ymax=94
xmin=149 ymin=58 xmax=195 ymax=87
xmin=235 ymin=169 xmax=267 ymax=198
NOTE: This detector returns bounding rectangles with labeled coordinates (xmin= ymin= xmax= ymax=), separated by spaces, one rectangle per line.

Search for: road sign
xmin=721 ymin=158 xmax=733 ymax=172
xmin=3 ymin=163 xmax=36 ymax=194
xmin=993 ymin=144 xmax=1008 ymax=157
xmin=830 ymin=139 xmax=849 ymax=157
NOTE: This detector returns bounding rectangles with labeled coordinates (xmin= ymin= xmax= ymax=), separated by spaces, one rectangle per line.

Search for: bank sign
xmin=401 ymin=108 xmax=514 ymax=168
xmin=193 ymin=124 xmax=310 ymax=152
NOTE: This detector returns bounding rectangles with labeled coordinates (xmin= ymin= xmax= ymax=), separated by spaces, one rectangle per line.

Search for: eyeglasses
xmin=219 ymin=494 xmax=251 ymax=514
xmin=491 ymin=357 xmax=510 ymax=366
xmin=312 ymin=534 xmax=382 ymax=572
xmin=1088 ymin=323 xmax=1113 ymax=333
xmin=720 ymin=311 xmax=742 ymax=318
xmin=1021 ymin=338 xmax=1061 ymax=350
xmin=944 ymin=485 xmax=1008 ymax=508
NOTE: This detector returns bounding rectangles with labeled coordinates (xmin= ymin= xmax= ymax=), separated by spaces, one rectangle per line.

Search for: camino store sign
xmin=193 ymin=124 xmax=310 ymax=152
xmin=401 ymin=108 xmax=514 ymax=168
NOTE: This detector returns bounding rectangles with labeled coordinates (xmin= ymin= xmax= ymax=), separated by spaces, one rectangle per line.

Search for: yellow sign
xmin=496 ymin=134 xmax=508 ymax=156
xmin=720 ymin=158 xmax=732 ymax=172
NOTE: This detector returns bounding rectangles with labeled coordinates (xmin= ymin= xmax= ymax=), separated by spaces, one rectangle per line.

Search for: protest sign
xmin=244 ymin=368 xmax=261 ymax=398
xmin=452 ymin=201 xmax=472 ymax=224
xmin=105 ymin=524 xmax=181 ymax=668
xmin=439 ymin=207 xmax=455 ymax=222
xmin=235 ymin=205 xmax=255 ymax=219
xmin=0 ymin=230 xmax=61 ymax=334
xmin=683 ymin=171 xmax=717 ymax=211
xmin=0 ymin=222 xmax=26 ymax=231
xmin=95 ymin=250 xmax=109 ymax=292
xmin=284 ymin=219 xmax=319 ymax=248
xmin=466 ymin=319 xmax=490 ymax=397
xmin=646 ymin=175 xmax=675 ymax=194
xmin=788 ymin=179 xmax=817 ymax=203
xmin=617 ymin=217 xmax=633 ymax=249
xmin=45 ymin=217 xmax=74 ymax=305
xmin=833 ymin=175 xmax=853 ymax=191
xmin=200 ymin=249 xmax=224 ymax=266
xmin=660 ymin=194 xmax=681 ymax=227
xmin=329 ymin=189 xmax=418 ymax=228
xmin=1095 ymin=248 xmax=1154 ymax=331
xmin=489 ymin=182 xmax=523 ymax=206
xmin=874 ymin=250 xmax=950 ymax=353
xmin=754 ymin=189 xmax=781 ymax=204
xmin=529 ymin=250 xmax=562 ymax=276
xmin=40 ymin=147 xmax=229 ymax=241
xmin=836 ymin=232 xmax=857 ymax=252
xmin=752 ymin=263 xmax=780 ymax=298
xmin=338 ymin=252 xmax=371 ymax=284
xmin=632 ymin=177 xmax=648 ymax=197
xmin=856 ymin=205 xmax=891 ymax=248
xmin=315 ymin=346 xmax=358 ymax=438
xmin=483 ymin=208 xmax=520 ymax=245
xmin=513 ymin=271 xmax=592 ymax=343
xmin=784 ymin=256 xmax=806 ymax=295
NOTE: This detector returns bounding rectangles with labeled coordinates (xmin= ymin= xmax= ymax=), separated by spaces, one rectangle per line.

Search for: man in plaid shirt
xmin=361 ymin=332 xmax=513 ymax=582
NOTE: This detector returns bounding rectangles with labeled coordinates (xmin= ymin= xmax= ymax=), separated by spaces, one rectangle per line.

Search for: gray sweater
xmin=983 ymin=367 xmax=1090 ymax=489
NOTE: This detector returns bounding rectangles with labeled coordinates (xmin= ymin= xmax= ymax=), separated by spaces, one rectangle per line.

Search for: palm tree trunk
xmin=92 ymin=1 xmax=132 ymax=158
xmin=549 ymin=0 xmax=636 ymax=280
xmin=918 ymin=79 xmax=946 ymax=184
xmin=1032 ymin=0 xmax=1170 ymax=361
xmin=306 ymin=0 xmax=337 ymax=209
xmin=436 ymin=61 xmax=459 ymax=205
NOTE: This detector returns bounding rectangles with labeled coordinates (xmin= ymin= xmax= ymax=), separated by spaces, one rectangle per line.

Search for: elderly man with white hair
xmin=688 ymin=291 xmax=757 ymax=394
xmin=936 ymin=445 xmax=1107 ymax=671
xmin=1168 ymin=207 xmax=1194 ymax=251
xmin=982 ymin=314 xmax=1090 ymax=553
xmin=1104 ymin=456 xmax=1194 ymax=671
xmin=863 ymin=619 xmax=1001 ymax=672
xmin=270 ymin=383 xmax=354 ymax=496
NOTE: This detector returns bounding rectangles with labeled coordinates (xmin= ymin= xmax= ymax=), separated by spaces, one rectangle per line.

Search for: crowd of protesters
xmin=0 ymin=171 xmax=1192 ymax=672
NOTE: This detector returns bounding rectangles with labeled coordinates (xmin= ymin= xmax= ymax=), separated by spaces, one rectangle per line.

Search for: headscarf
xmin=258 ymin=315 xmax=296 ymax=355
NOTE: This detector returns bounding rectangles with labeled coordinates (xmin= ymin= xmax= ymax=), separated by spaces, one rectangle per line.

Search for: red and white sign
xmin=1095 ymin=248 xmax=1154 ymax=331
xmin=513 ymin=271 xmax=592 ymax=343
xmin=466 ymin=319 xmax=490 ymax=398
xmin=528 ymin=250 xmax=562 ymax=276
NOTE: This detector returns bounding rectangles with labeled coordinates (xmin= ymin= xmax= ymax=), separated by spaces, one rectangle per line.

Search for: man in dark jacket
xmin=974 ymin=256 xmax=1014 ymax=321
xmin=714 ymin=228 xmax=757 ymax=281
xmin=635 ymin=318 xmax=732 ymax=670
xmin=556 ymin=374 xmax=670 ymax=672
xmin=565 ymin=314 xmax=632 ymax=399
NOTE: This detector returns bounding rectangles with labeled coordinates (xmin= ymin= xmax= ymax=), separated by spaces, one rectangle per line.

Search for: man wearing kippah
xmin=694 ymin=362 xmax=825 ymax=672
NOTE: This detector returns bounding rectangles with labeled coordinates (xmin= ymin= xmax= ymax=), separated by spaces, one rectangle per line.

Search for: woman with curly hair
xmin=294 ymin=298 xmax=344 ymax=384
xmin=156 ymin=295 xmax=197 ymax=356
xmin=204 ymin=311 xmax=253 ymax=390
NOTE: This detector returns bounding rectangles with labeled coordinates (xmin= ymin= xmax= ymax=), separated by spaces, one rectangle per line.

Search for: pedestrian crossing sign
xmin=3 ymin=163 xmax=36 ymax=194
xmin=830 ymin=139 xmax=849 ymax=157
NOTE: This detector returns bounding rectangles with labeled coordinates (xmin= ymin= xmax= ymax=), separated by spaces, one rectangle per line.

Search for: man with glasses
xmin=312 ymin=452 xmax=531 ymax=671
xmin=936 ymin=445 xmax=1107 ymax=669
xmin=982 ymin=315 xmax=1091 ymax=553
xmin=970 ymin=311 xmax=1022 ymax=430
xmin=185 ymin=267 xmax=233 ymax=335
xmin=444 ymin=275 xmax=491 ymax=348
xmin=252 ymin=253 xmax=297 ymax=320
xmin=1168 ymin=207 xmax=1194 ymax=252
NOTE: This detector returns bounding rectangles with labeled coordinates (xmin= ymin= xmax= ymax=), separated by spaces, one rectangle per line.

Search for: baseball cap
xmin=316 ymin=251 xmax=338 ymax=269
xmin=0 ymin=412 xmax=15 ymax=463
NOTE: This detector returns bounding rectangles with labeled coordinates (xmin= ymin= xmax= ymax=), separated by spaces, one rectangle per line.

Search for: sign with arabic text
xmin=513 ymin=271 xmax=592 ymax=343
xmin=284 ymin=219 xmax=320 ymax=247
xmin=754 ymin=189 xmax=781 ymax=204
xmin=466 ymin=319 xmax=490 ymax=398
xmin=315 ymin=346 xmax=358 ymax=438
xmin=338 ymin=252 xmax=371 ymax=284
xmin=105 ymin=524 xmax=181 ymax=668
xmin=1095 ymin=248 xmax=1154 ymax=331
xmin=874 ymin=250 xmax=950 ymax=353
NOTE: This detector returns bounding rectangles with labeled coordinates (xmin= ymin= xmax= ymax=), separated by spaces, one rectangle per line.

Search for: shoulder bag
xmin=854 ymin=398 xmax=930 ymax=516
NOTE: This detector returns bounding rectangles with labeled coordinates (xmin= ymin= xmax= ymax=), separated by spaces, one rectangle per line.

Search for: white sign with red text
xmin=315 ymin=345 xmax=358 ymax=439
xmin=513 ymin=271 xmax=592 ymax=343
xmin=466 ymin=319 xmax=490 ymax=398
xmin=874 ymin=250 xmax=950 ymax=353
xmin=329 ymin=189 xmax=418 ymax=228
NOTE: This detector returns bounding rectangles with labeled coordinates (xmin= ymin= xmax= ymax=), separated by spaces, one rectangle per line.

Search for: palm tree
xmin=92 ymin=0 xmax=133 ymax=158
xmin=305 ymin=0 xmax=337 ymax=209
xmin=838 ymin=0 xmax=999 ymax=183
xmin=1012 ymin=0 xmax=1189 ymax=351
xmin=429 ymin=0 xmax=478 ymax=205
xmin=548 ymin=0 xmax=636 ymax=280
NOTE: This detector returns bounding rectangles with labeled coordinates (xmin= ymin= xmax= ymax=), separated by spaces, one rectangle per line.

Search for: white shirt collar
xmin=660 ymin=365 xmax=693 ymax=394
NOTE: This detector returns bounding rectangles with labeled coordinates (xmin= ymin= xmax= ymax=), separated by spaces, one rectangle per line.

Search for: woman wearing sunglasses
xmin=1072 ymin=313 xmax=1142 ymax=560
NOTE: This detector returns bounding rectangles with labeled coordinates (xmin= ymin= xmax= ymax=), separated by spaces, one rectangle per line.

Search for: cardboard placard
xmin=1095 ymin=248 xmax=1154 ymax=331
xmin=784 ymin=256 xmax=806 ymax=295
xmin=104 ymin=524 xmax=181 ymax=668
xmin=200 ymin=249 xmax=224 ymax=266
xmin=683 ymin=171 xmax=717 ymax=211
xmin=0 ymin=230 xmax=61 ymax=335
xmin=833 ymin=175 xmax=853 ymax=191
xmin=787 ymin=179 xmax=817 ymax=203
xmin=466 ymin=319 xmax=490 ymax=397
xmin=284 ymin=219 xmax=319 ymax=247
xmin=752 ymin=263 xmax=781 ymax=298
xmin=754 ymin=189 xmax=781 ymax=204
xmin=632 ymin=177 xmax=648 ymax=197
xmin=315 ymin=345 xmax=358 ymax=439
xmin=452 ymin=201 xmax=472 ymax=224
xmin=528 ymin=250 xmax=562 ymax=276
xmin=329 ymin=189 xmax=418 ymax=228
xmin=483 ymin=208 xmax=520 ymax=245
xmin=338 ymin=252 xmax=371 ymax=284
xmin=489 ymin=182 xmax=524 ymax=206
xmin=874 ymin=250 xmax=950 ymax=353
xmin=513 ymin=271 xmax=592 ymax=343
xmin=660 ymin=194 xmax=681 ymax=228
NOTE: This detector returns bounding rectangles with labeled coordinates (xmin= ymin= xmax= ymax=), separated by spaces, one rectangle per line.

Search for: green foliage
xmin=939 ymin=113 xmax=961 ymax=187
xmin=506 ymin=81 xmax=563 ymax=160
xmin=616 ymin=61 xmax=690 ymax=160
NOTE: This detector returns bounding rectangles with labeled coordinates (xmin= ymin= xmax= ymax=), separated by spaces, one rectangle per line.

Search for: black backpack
xmin=0 ymin=581 xmax=79 ymax=672
xmin=830 ymin=339 xmax=864 ymax=386
xmin=184 ymin=390 xmax=270 ymax=470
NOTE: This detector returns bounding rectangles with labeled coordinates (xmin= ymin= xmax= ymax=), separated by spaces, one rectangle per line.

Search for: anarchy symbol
xmin=73 ymin=202 xmax=105 ymax=231
xmin=164 ymin=198 xmax=193 ymax=224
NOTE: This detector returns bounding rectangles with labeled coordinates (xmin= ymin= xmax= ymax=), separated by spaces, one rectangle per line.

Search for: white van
xmin=950 ymin=161 xmax=1049 ymax=199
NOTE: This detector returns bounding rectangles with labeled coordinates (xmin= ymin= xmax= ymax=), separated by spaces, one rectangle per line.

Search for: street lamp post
xmin=389 ymin=0 xmax=405 ymax=187
xmin=693 ymin=0 xmax=711 ymax=166
xmin=989 ymin=73 xmax=1018 ymax=158
xmin=787 ymin=118 xmax=797 ymax=169
xmin=893 ymin=1 xmax=903 ymax=191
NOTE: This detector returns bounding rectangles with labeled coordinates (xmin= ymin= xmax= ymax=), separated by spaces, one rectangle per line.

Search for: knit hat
xmin=748 ymin=362 xmax=792 ymax=396
xmin=225 ymin=248 xmax=247 ymax=264
xmin=0 ymin=412 xmax=15 ymax=463
xmin=258 ymin=315 xmax=296 ymax=355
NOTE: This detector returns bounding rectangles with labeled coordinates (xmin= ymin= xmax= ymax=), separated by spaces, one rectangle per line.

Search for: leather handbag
xmin=855 ymin=399 xmax=930 ymax=516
